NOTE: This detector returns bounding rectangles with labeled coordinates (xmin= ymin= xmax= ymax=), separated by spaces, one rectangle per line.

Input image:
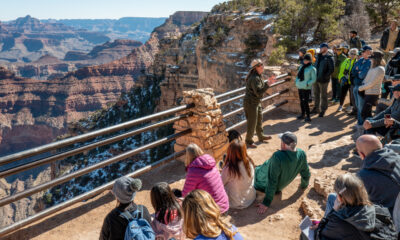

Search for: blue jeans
xmin=353 ymin=86 xmax=365 ymax=125
xmin=324 ymin=193 xmax=337 ymax=217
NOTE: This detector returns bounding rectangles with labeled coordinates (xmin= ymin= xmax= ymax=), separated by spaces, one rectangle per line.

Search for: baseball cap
xmin=279 ymin=131 xmax=297 ymax=145
xmin=362 ymin=45 xmax=372 ymax=52
xmin=390 ymin=83 xmax=400 ymax=91
xmin=319 ymin=43 xmax=329 ymax=49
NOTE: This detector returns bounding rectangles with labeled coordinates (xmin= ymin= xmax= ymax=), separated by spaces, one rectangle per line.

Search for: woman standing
xmin=182 ymin=189 xmax=244 ymax=240
xmin=221 ymin=139 xmax=256 ymax=209
xmin=337 ymin=48 xmax=358 ymax=112
xmin=359 ymin=51 xmax=385 ymax=121
xmin=295 ymin=54 xmax=316 ymax=122
xmin=182 ymin=144 xmax=229 ymax=213
xmin=244 ymin=59 xmax=276 ymax=148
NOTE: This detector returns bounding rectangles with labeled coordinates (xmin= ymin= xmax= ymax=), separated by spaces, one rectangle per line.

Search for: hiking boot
xmin=337 ymin=105 xmax=343 ymax=112
xmin=310 ymin=108 xmax=319 ymax=114
xmin=318 ymin=111 xmax=326 ymax=117
xmin=304 ymin=116 xmax=311 ymax=122
xmin=259 ymin=136 xmax=272 ymax=142
xmin=297 ymin=114 xmax=305 ymax=120
xmin=246 ymin=143 xmax=257 ymax=149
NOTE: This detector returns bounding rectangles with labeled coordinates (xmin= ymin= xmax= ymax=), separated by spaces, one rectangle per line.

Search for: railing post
xmin=173 ymin=88 xmax=228 ymax=161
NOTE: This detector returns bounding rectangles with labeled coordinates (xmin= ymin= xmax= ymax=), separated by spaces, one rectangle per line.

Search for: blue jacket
xmin=194 ymin=226 xmax=244 ymax=240
xmin=296 ymin=65 xmax=317 ymax=90
xmin=357 ymin=147 xmax=400 ymax=215
xmin=351 ymin=57 xmax=371 ymax=86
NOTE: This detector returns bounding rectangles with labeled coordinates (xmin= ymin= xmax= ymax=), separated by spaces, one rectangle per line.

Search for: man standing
xmin=381 ymin=20 xmax=400 ymax=61
xmin=351 ymin=45 xmax=372 ymax=127
xmin=254 ymin=132 xmax=310 ymax=214
xmin=356 ymin=134 xmax=400 ymax=216
xmin=331 ymin=46 xmax=347 ymax=103
xmin=349 ymin=30 xmax=362 ymax=50
xmin=311 ymin=43 xmax=334 ymax=117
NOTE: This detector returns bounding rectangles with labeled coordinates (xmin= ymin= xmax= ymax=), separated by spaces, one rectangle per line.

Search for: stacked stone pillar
xmin=173 ymin=88 xmax=228 ymax=161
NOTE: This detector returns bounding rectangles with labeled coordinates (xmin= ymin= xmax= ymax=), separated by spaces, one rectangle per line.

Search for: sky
xmin=0 ymin=0 xmax=227 ymax=21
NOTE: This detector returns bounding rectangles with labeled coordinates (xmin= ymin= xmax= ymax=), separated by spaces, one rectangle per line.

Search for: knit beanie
xmin=112 ymin=176 xmax=142 ymax=204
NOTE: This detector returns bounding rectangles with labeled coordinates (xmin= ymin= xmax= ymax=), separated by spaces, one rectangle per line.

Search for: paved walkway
xmin=4 ymin=104 xmax=359 ymax=240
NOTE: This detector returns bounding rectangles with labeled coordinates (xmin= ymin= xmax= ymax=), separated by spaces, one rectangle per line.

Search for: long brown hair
xmin=182 ymin=189 xmax=237 ymax=240
xmin=334 ymin=173 xmax=371 ymax=207
xmin=150 ymin=182 xmax=182 ymax=224
xmin=223 ymin=139 xmax=255 ymax=179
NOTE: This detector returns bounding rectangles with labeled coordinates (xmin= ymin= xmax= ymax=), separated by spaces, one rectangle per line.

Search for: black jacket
xmin=99 ymin=203 xmax=152 ymax=240
xmin=358 ymin=148 xmax=400 ymax=215
xmin=380 ymin=27 xmax=400 ymax=50
xmin=315 ymin=205 xmax=398 ymax=240
xmin=350 ymin=36 xmax=362 ymax=50
xmin=315 ymin=52 xmax=334 ymax=83
xmin=386 ymin=52 xmax=400 ymax=77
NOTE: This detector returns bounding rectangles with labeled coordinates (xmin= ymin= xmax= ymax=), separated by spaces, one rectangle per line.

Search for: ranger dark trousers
xmin=244 ymin=100 xmax=264 ymax=145
xmin=298 ymin=89 xmax=311 ymax=117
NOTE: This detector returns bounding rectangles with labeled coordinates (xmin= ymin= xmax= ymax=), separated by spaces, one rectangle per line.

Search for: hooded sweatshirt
xmin=317 ymin=204 xmax=398 ymax=240
xmin=182 ymin=154 xmax=229 ymax=213
xmin=357 ymin=148 xmax=400 ymax=215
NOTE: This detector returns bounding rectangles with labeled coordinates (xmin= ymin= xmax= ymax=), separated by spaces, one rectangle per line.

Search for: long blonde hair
xmin=334 ymin=173 xmax=371 ymax=207
xmin=182 ymin=189 xmax=236 ymax=240
xmin=185 ymin=143 xmax=204 ymax=167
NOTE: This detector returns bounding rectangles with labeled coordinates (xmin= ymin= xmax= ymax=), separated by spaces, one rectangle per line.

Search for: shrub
xmin=268 ymin=45 xmax=287 ymax=65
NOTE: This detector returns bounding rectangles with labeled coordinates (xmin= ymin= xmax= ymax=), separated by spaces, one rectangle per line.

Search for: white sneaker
xmin=345 ymin=106 xmax=353 ymax=112
xmin=337 ymin=106 xmax=343 ymax=112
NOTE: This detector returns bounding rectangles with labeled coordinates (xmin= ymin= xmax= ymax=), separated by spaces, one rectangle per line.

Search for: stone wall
xmin=173 ymin=88 xmax=228 ymax=161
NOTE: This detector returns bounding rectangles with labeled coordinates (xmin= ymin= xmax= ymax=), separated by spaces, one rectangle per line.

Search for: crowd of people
xmin=98 ymin=22 xmax=400 ymax=240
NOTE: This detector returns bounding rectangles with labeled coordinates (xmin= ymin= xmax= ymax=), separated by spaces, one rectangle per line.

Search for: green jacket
xmin=254 ymin=148 xmax=310 ymax=207
xmin=295 ymin=65 xmax=317 ymax=90
xmin=332 ymin=53 xmax=347 ymax=79
xmin=338 ymin=58 xmax=357 ymax=85
xmin=244 ymin=72 xmax=269 ymax=104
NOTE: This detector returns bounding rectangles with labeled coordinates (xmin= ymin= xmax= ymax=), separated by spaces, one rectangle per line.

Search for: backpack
xmin=120 ymin=205 xmax=155 ymax=240
xmin=369 ymin=205 xmax=398 ymax=240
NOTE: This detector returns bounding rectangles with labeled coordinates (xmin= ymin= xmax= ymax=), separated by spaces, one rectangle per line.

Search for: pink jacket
xmin=182 ymin=154 xmax=229 ymax=213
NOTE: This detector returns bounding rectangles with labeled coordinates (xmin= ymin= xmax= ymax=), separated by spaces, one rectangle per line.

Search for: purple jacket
xmin=182 ymin=154 xmax=229 ymax=213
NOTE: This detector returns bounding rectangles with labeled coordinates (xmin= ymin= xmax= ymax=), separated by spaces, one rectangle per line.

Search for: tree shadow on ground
xmin=309 ymin=143 xmax=355 ymax=169
xmin=230 ymin=187 xmax=305 ymax=227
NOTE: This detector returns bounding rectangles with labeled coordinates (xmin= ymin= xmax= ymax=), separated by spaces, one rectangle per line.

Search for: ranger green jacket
xmin=254 ymin=148 xmax=310 ymax=206
xmin=244 ymin=72 xmax=269 ymax=104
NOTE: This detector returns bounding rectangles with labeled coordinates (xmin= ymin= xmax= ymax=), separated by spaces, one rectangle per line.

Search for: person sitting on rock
xmin=356 ymin=135 xmax=400 ymax=216
xmin=182 ymin=189 xmax=244 ymax=240
xmin=314 ymin=173 xmax=398 ymax=240
xmin=221 ymin=139 xmax=256 ymax=209
xmin=100 ymin=177 xmax=152 ymax=240
xmin=182 ymin=143 xmax=229 ymax=214
xmin=254 ymin=131 xmax=310 ymax=214
xmin=150 ymin=182 xmax=185 ymax=240
xmin=364 ymin=83 xmax=400 ymax=144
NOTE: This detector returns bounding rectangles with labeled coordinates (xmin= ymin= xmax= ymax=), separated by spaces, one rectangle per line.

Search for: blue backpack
xmin=120 ymin=205 xmax=155 ymax=240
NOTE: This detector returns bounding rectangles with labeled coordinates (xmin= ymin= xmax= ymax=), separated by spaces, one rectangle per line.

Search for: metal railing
xmin=0 ymin=72 xmax=292 ymax=237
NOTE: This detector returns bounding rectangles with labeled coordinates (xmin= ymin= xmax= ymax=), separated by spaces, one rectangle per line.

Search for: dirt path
xmin=4 ymin=103 xmax=360 ymax=240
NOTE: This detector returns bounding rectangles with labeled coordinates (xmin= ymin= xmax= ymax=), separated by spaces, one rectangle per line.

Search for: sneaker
xmin=345 ymin=106 xmax=353 ymax=112
xmin=337 ymin=106 xmax=343 ymax=112
xmin=319 ymin=111 xmax=326 ymax=117
xmin=304 ymin=117 xmax=311 ymax=122
xmin=297 ymin=115 xmax=305 ymax=120
xmin=310 ymin=108 xmax=319 ymax=114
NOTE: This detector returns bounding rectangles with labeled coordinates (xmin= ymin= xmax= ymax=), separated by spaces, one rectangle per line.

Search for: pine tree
xmin=340 ymin=0 xmax=371 ymax=41
xmin=364 ymin=0 xmax=400 ymax=26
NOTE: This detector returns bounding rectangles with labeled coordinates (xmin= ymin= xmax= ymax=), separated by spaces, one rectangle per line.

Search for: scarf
xmin=297 ymin=62 xmax=312 ymax=81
